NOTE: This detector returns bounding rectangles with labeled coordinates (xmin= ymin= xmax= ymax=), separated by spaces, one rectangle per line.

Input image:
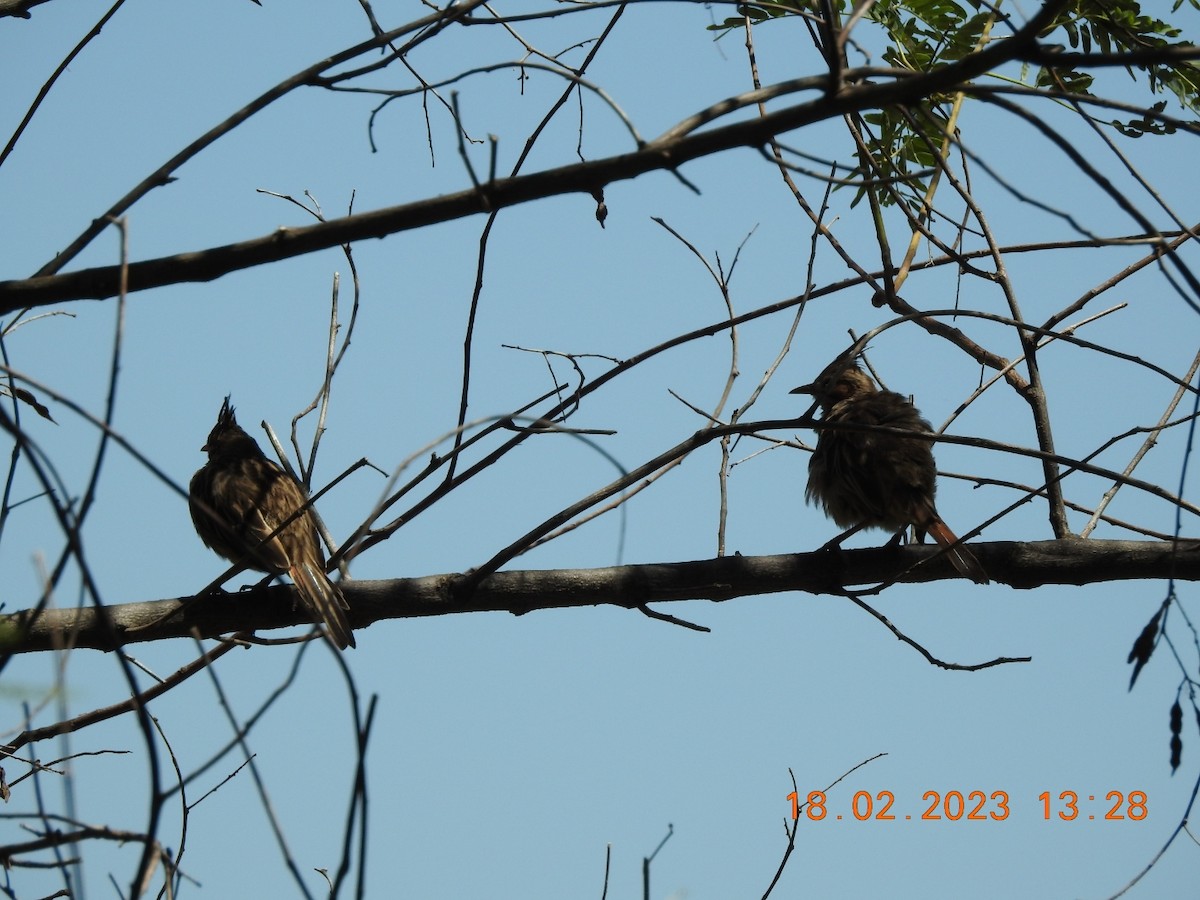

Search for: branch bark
xmin=0 ymin=0 xmax=52 ymax=18
xmin=2 ymin=539 xmax=1195 ymax=654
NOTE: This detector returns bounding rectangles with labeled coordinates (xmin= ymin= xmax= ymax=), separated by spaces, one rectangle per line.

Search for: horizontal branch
xmin=2 ymin=539 xmax=1196 ymax=654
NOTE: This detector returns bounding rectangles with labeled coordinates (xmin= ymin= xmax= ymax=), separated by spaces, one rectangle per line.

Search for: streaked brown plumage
xmin=792 ymin=358 xmax=988 ymax=584
xmin=189 ymin=397 xmax=356 ymax=649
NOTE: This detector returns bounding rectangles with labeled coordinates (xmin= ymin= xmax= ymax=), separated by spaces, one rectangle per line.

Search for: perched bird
xmin=189 ymin=397 xmax=356 ymax=649
xmin=792 ymin=357 xmax=989 ymax=584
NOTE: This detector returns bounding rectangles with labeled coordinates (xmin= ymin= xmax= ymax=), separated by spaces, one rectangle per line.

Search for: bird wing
xmin=197 ymin=459 xmax=295 ymax=573
xmin=189 ymin=466 xmax=267 ymax=567
xmin=252 ymin=476 xmax=357 ymax=649
xmin=813 ymin=391 xmax=938 ymax=530
xmin=244 ymin=506 xmax=300 ymax=572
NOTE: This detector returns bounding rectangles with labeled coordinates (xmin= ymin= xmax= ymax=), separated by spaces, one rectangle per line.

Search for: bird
xmin=188 ymin=397 xmax=356 ymax=649
xmin=791 ymin=356 xmax=989 ymax=584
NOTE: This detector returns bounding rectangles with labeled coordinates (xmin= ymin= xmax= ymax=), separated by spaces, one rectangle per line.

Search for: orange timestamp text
xmin=787 ymin=790 xmax=1148 ymax=822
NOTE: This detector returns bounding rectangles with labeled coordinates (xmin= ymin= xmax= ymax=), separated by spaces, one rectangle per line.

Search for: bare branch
xmin=4 ymin=540 xmax=1199 ymax=654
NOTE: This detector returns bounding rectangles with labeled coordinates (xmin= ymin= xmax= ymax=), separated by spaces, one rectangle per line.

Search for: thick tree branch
xmin=2 ymin=539 xmax=1196 ymax=654
xmin=0 ymin=0 xmax=52 ymax=18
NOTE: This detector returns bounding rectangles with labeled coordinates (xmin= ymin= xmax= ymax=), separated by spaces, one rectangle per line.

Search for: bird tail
xmin=291 ymin=562 xmax=357 ymax=650
xmin=923 ymin=518 xmax=990 ymax=585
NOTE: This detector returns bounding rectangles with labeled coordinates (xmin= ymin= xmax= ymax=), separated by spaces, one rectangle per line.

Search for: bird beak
xmin=790 ymin=383 xmax=815 ymax=395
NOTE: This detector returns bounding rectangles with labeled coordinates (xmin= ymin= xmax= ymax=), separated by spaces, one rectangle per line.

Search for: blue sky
xmin=2 ymin=1 xmax=1199 ymax=897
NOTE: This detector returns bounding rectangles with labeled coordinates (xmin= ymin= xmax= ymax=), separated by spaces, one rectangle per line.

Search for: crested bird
xmin=189 ymin=397 xmax=356 ymax=649
xmin=792 ymin=357 xmax=988 ymax=584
